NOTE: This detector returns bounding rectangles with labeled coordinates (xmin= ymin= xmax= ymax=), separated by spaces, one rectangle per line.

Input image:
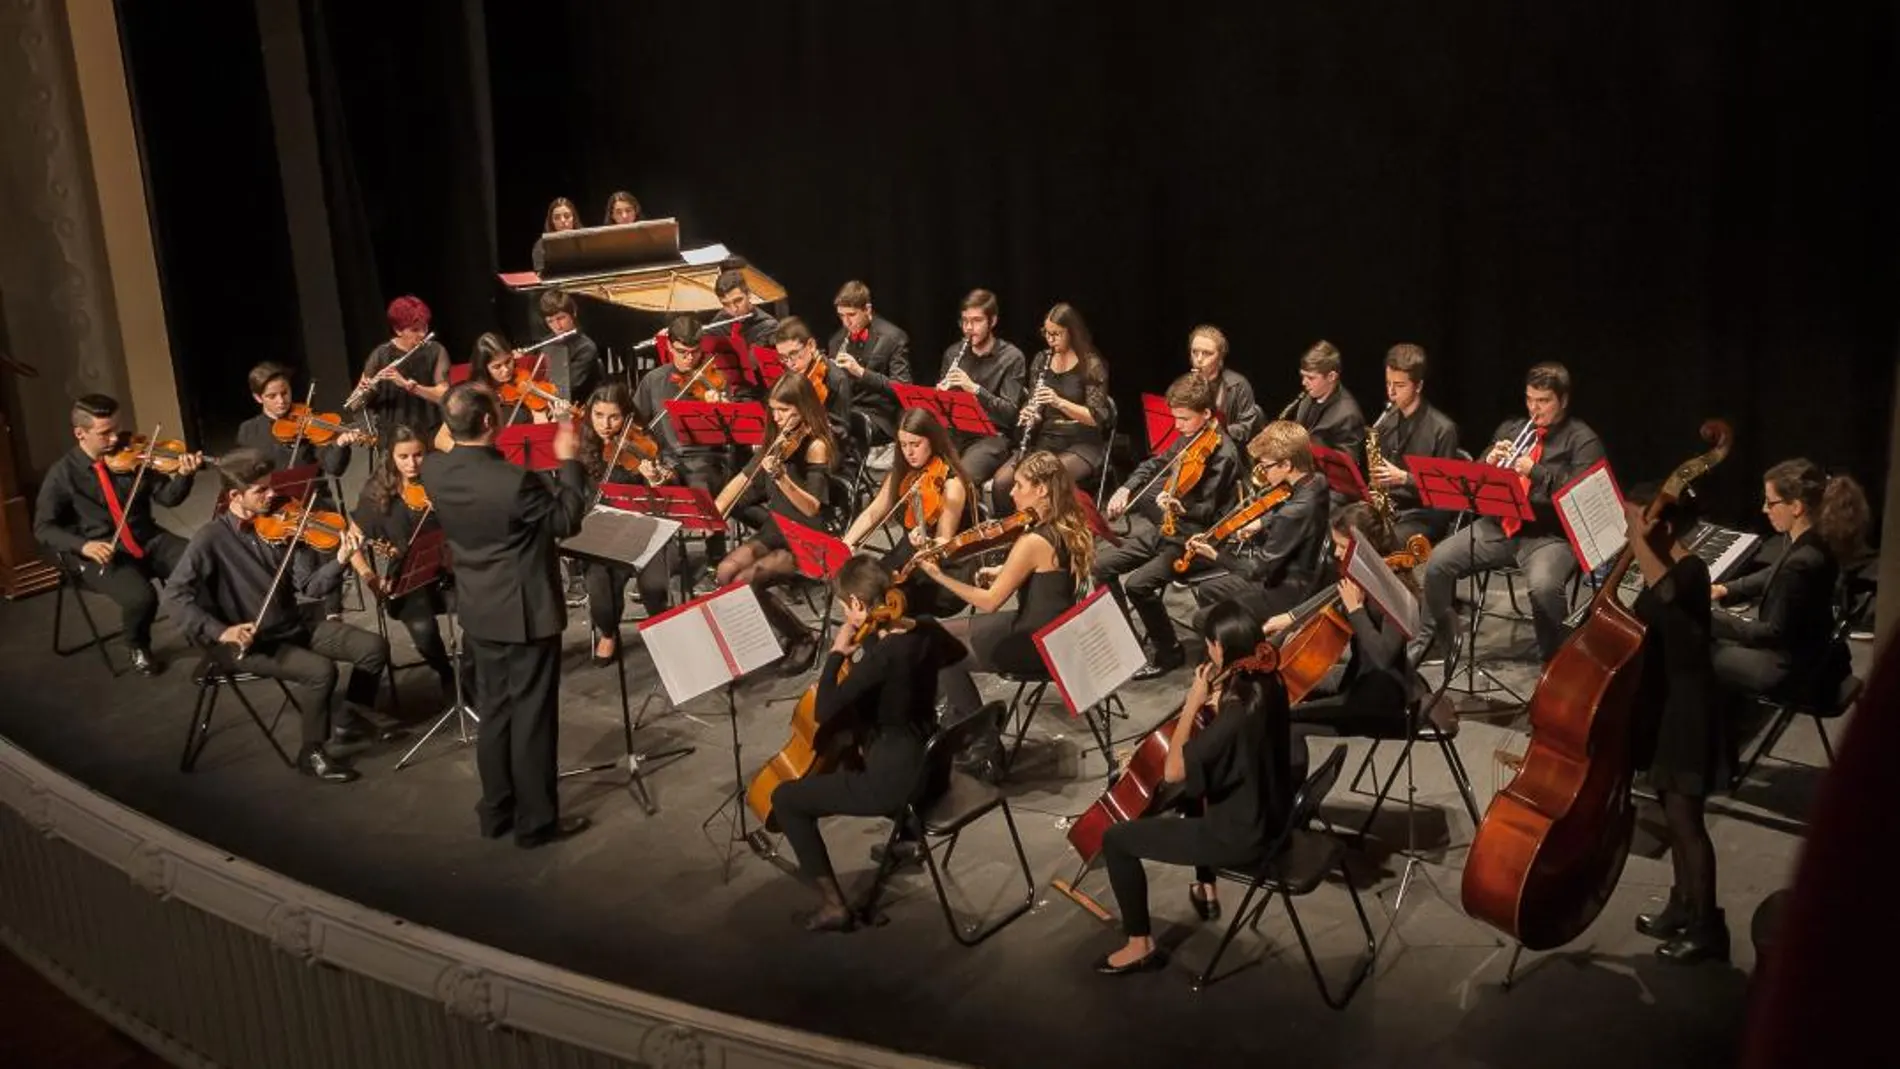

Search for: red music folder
xmin=772 ymin=513 xmax=852 ymax=580
xmin=1073 ymin=488 xmax=1120 ymax=545
xmin=664 ymin=400 xmax=769 ymax=447
xmin=1408 ymin=455 xmax=1533 ymax=521
xmin=496 ymin=423 xmax=562 ymax=471
xmin=890 ymin=383 xmax=998 ymax=436
xmin=1142 ymin=393 xmax=1180 ymax=453
xmin=1310 ymin=442 xmax=1369 ymax=502
xmin=387 ymin=527 xmax=449 ymax=600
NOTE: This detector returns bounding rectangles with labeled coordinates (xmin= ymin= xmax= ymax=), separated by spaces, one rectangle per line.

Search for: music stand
xmin=751 ymin=346 xmax=788 ymax=389
xmin=1409 ymin=455 xmax=1535 ymax=704
xmin=496 ymin=423 xmax=562 ymax=471
xmin=772 ymin=513 xmax=852 ymax=649
xmin=268 ymin=462 xmax=321 ymax=506
xmin=890 ymin=383 xmax=998 ymax=437
xmin=1072 ymin=488 xmax=1121 ymax=546
xmin=558 ymin=526 xmax=698 ymax=817
xmin=391 ymin=530 xmax=477 ymax=770
xmin=1311 ymin=443 xmax=1371 ymax=503
xmin=1141 ymin=392 xmax=1180 ymax=453
xmin=665 ymin=400 xmax=769 ymax=449
xmin=598 ymin=483 xmax=726 ymax=615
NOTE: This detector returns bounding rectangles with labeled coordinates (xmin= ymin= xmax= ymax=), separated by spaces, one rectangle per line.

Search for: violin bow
xmin=289 ymin=383 xmax=316 ymax=463
xmin=240 ymin=494 xmax=323 ymax=652
xmin=100 ymin=423 xmax=162 ymax=572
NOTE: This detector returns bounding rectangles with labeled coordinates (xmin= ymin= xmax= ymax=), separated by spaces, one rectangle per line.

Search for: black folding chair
xmin=50 ymin=561 xmax=123 ymax=676
xmin=179 ymin=647 xmax=298 ymax=773
xmin=1192 ymin=744 xmax=1376 ymax=1008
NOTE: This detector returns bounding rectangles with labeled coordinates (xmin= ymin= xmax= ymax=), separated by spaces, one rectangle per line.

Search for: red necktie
xmin=92 ymin=460 xmax=145 ymax=558
xmin=1500 ymin=427 xmax=1546 ymax=537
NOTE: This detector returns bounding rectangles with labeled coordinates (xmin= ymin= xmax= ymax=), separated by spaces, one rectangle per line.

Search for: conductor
xmin=422 ymin=382 xmax=589 ymax=847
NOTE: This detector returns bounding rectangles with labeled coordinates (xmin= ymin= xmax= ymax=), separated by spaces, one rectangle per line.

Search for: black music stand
xmin=1409 ymin=455 xmax=1535 ymax=704
xmin=890 ymin=383 xmax=998 ymax=437
xmin=1311 ymin=443 xmax=1371 ymax=503
xmin=1072 ymin=488 xmax=1121 ymax=546
xmin=1140 ymin=392 xmax=1180 ymax=453
xmin=496 ymin=423 xmax=562 ymax=471
xmin=664 ymin=399 xmax=768 ymax=449
xmin=391 ymin=530 xmax=476 ymax=770
xmin=772 ymin=513 xmax=852 ymax=654
xmin=596 ymin=483 xmax=727 ymax=629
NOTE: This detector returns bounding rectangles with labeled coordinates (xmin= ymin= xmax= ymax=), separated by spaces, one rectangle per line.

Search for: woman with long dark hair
xmin=990 ymin=302 xmax=1112 ymax=514
xmin=841 ymin=407 xmax=972 ymax=615
xmin=577 ymin=383 xmax=676 ymax=663
xmin=349 ymin=426 xmax=457 ymax=696
xmin=1092 ymin=600 xmax=1302 ymax=974
xmin=530 ymin=196 xmax=580 ymax=273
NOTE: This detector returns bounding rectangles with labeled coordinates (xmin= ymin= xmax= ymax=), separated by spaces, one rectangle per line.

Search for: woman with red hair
xmin=347 ymin=294 xmax=450 ymax=441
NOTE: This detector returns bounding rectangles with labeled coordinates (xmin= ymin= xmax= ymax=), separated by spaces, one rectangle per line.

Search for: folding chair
xmin=179 ymin=647 xmax=298 ymax=773
xmin=1192 ymin=744 xmax=1376 ymax=1008
xmin=859 ymin=707 xmax=1038 ymax=946
xmin=50 ymin=561 xmax=123 ymax=676
xmin=1346 ymin=693 xmax=1483 ymax=836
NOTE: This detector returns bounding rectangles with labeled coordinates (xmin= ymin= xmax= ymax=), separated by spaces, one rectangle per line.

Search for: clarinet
xmin=938 ymin=338 xmax=971 ymax=389
xmin=1011 ymin=349 xmax=1051 ymax=468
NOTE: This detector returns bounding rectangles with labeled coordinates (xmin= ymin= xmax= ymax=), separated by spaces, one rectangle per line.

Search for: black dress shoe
xmin=804 ymin=906 xmax=857 ymax=933
xmin=1093 ymin=949 xmax=1167 ymax=975
xmin=1636 ymin=893 xmax=1691 ymax=939
xmin=297 ymin=746 xmax=359 ymax=784
xmin=1131 ymin=651 xmax=1185 ymax=681
xmin=516 ymin=815 xmax=591 ymax=849
xmin=777 ymin=636 xmax=818 ymax=677
xmin=1657 ymin=911 xmax=1729 ymax=964
xmin=1189 ymin=885 xmax=1222 ymax=922
xmin=129 ymin=646 xmax=163 ymax=676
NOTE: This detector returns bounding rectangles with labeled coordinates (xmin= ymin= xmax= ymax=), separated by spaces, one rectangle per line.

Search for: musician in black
xmin=421 ymin=384 xmax=590 ymax=847
xmin=715 ymin=268 xmax=781 ymax=350
xmin=936 ymin=289 xmax=1028 ymax=486
xmin=839 ymin=408 xmax=973 ymax=618
xmin=164 ymin=450 xmax=394 ymax=783
xmin=1366 ymin=344 xmax=1461 ymax=543
xmin=471 ymin=333 xmax=557 ymax=428
xmin=538 ymin=290 xmax=603 ymax=407
xmin=1094 ymin=600 xmax=1301 ymax=974
xmin=1186 ymin=324 xmax=1262 ymax=447
xmin=1287 ymin=340 xmax=1368 ymax=466
xmin=773 ymin=317 xmax=853 ymax=440
xmin=1412 ymin=361 xmax=1604 ymax=663
xmin=1097 ymin=374 xmax=1241 ymax=679
xmin=826 ymin=279 xmax=912 ymax=444
xmin=236 ymin=362 xmax=364 ymax=479
xmin=34 ymin=393 xmax=203 ymax=675
xmin=1183 ymin=421 xmax=1334 ymax=626
xmin=990 ymin=302 xmax=1113 ymax=515
xmin=1620 ymin=484 xmax=1730 ymax=964
xmin=349 ymin=426 xmax=458 ymax=697
xmin=604 ymin=190 xmax=640 ymax=225
xmin=768 ymin=555 xmax=967 ymax=932
xmin=633 ymin=315 xmax=735 ymax=497
xmin=346 ymin=295 xmax=450 ymax=442
xmin=529 ymin=196 xmax=579 ymax=274
xmin=578 ymin=383 xmax=678 ymax=664
xmin=1709 ymin=459 xmax=1867 ymax=710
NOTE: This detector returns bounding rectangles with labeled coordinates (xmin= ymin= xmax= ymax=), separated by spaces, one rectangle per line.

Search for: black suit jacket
xmin=827 ymin=316 xmax=911 ymax=422
xmin=420 ymin=446 xmax=587 ymax=643
xmin=1716 ymin=530 xmax=1839 ymax=669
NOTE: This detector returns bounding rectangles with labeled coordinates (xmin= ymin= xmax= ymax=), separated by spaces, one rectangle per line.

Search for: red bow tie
xmin=850 ymin=329 xmax=869 ymax=343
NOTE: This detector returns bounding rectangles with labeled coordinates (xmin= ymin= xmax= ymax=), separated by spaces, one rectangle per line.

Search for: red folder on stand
xmin=1408 ymin=455 xmax=1534 ymax=522
xmin=496 ymin=423 xmax=562 ymax=471
xmin=1311 ymin=443 xmax=1370 ymax=502
xmin=1142 ymin=393 xmax=1180 ymax=453
xmin=599 ymin=483 xmax=727 ymax=535
xmin=772 ymin=513 xmax=852 ymax=580
xmin=665 ymin=400 xmax=769 ymax=448
xmin=890 ymin=383 xmax=998 ymax=436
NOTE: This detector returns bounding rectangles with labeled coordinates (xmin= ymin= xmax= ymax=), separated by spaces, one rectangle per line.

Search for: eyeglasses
xmin=1763 ymin=497 xmax=1789 ymax=508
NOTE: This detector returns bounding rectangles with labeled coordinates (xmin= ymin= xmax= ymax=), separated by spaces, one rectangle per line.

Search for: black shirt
xmin=1715 ymin=529 xmax=1845 ymax=700
xmin=164 ymin=512 xmax=347 ymax=646
xmin=1294 ymin=387 xmax=1368 ymax=465
xmin=1215 ymin=472 xmax=1332 ymax=591
xmin=235 ymin=414 xmax=352 ymax=479
xmin=349 ymin=339 xmax=449 ymax=438
xmin=1117 ymin=429 xmax=1242 ymax=534
xmin=34 ymin=446 xmax=196 ymax=555
xmin=352 ymin=483 xmax=441 ymax=580
xmin=816 ymin=618 xmax=966 ymax=738
xmin=633 ymin=363 xmax=725 ymax=466
xmin=1376 ymin=401 xmax=1461 ymax=511
xmin=1487 ymin=415 xmax=1605 ymax=539
xmin=1183 ymin=680 xmax=1297 ymax=856
xmin=940 ymin=337 xmax=1028 ymax=435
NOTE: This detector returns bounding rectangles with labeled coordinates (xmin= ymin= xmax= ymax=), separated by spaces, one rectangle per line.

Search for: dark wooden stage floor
xmin=0 ymin=487 xmax=1841 ymax=1067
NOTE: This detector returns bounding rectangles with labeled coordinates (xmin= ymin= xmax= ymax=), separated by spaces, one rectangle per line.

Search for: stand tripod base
xmin=394 ymin=701 xmax=479 ymax=770
xmin=561 ymin=744 xmax=696 ymax=816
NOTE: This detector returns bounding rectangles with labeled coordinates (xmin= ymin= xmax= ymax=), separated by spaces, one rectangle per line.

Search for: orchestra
xmin=25 ymin=229 xmax=1876 ymax=984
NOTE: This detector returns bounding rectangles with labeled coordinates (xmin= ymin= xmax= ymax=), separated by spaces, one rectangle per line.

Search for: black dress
xmin=1631 ymin=554 xmax=1728 ymax=798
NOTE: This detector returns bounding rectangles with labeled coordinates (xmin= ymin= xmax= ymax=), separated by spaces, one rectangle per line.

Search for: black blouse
xmin=1182 ymin=678 xmax=1297 ymax=857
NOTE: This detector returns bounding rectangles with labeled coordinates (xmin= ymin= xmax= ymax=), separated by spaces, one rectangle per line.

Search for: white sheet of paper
xmin=1345 ymin=537 xmax=1421 ymax=638
xmin=703 ymin=584 xmax=784 ymax=676
xmin=567 ymin=506 xmax=683 ymax=569
xmin=1556 ymin=465 xmax=1627 ymax=573
xmin=1036 ymin=591 xmax=1146 ymax=714
xmin=639 ymin=608 xmax=731 ymax=706
xmin=681 ymin=243 xmax=731 ymax=266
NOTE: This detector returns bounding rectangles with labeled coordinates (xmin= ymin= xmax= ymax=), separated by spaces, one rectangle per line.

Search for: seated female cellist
xmin=712 ymin=374 xmax=837 ymax=674
xmin=348 ymin=426 xmax=459 ymax=697
xmin=1093 ymin=599 xmax=1302 ymax=974
xmin=839 ymin=407 xmax=972 ymax=616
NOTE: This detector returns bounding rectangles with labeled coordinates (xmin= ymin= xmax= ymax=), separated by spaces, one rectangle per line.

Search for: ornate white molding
xmin=0 ymin=738 xmax=966 ymax=1069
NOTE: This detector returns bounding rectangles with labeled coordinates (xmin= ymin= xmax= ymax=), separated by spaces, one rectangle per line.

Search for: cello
xmin=1461 ymin=419 xmax=1732 ymax=950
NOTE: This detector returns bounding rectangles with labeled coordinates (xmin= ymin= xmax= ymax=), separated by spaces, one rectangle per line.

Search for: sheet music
xmin=704 ymin=584 xmax=784 ymax=676
xmin=1035 ymin=590 xmax=1146 ymax=714
xmin=681 ymin=244 xmax=730 ymax=265
xmin=639 ymin=609 xmax=731 ymax=705
xmin=1555 ymin=462 xmax=1627 ymax=573
xmin=561 ymin=507 xmax=682 ymax=569
xmin=1344 ymin=537 xmax=1421 ymax=637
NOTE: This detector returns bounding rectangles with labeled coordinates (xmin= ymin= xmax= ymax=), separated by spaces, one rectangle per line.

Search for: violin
xmin=714 ymin=421 xmax=808 ymax=517
xmin=101 ymin=434 xmax=213 ymax=475
xmin=804 ymin=356 xmax=831 ymax=405
xmin=893 ymin=508 xmax=1035 ymax=583
xmin=498 ymin=369 xmax=566 ymax=414
xmin=900 ymin=457 xmax=950 ymax=531
xmin=271 ymin=404 xmax=374 ymax=448
xmin=1160 ymin=424 xmax=1222 ymax=536
xmin=1462 ymin=420 xmax=1732 ymax=951
xmin=401 ymin=482 xmax=430 ymax=512
xmin=671 ymin=359 xmax=727 ymax=402
xmin=1171 ymin=483 xmax=1292 ymax=572
xmin=747 ymin=588 xmax=909 ymax=826
xmin=252 ymin=501 xmax=353 ymax=554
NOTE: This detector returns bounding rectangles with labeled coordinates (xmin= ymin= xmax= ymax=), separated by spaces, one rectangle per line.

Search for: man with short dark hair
xmin=1368 ymin=343 xmax=1461 ymax=543
xmin=163 ymin=449 xmax=392 ymax=782
xmin=937 ymin=289 xmax=1027 ymax=485
xmin=35 ymin=393 xmax=202 ymax=674
xmin=714 ymin=268 xmax=780 ymax=349
xmin=538 ymin=290 xmax=603 ymax=405
xmin=826 ymin=279 xmax=911 ymax=442
xmin=1289 ymin=340 xmax=1367 ymax=465
xmin=236 ymin=361 xmax=364 ymax=477
xmin=774 ymin=316 xmax=853 ymax=438
xmin=422 ymin=383 xmax=590 ymax=847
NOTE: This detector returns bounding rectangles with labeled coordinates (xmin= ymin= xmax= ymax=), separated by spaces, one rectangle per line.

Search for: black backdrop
xmin=124 ymin=0 xmax=1897 ymax=529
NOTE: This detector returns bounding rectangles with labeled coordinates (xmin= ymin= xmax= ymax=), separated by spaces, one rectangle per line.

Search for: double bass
xmin=1461 ymin=420 xmax=1732 ymax=950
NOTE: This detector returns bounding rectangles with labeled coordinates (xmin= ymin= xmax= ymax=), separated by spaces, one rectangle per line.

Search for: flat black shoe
xmin=1657 ymin=912 xmax=1729 ymax=964
xmin=1189 ymin=885 xmax=1221 ymax=922
xmin=870 ymin=840 xmax=922 ymax=868
xmin=516 ymin=815 xmax=591 ymax=849
xmin=1094 ymin=949 xmax=1167 ymax=975
xmin=297 ymin=747 xmax=359 ymax=784
xmin=130 ymin=647 xmax=162 ymax=676
xmin=1636 ymin=894 xmax=1691 ymax=939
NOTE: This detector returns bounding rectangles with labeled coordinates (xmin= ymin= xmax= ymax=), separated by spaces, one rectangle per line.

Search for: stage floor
xmin=0 ymin=486 xmax=1843 ymax=1068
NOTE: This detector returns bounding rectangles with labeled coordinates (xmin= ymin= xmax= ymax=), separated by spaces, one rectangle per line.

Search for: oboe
xmin=1011 ymin=349 xmax=1051 ymax=467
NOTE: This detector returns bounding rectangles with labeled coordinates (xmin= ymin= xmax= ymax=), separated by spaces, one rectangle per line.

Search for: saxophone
xmin=1366 ymin=403 xmax=1396 ymax=524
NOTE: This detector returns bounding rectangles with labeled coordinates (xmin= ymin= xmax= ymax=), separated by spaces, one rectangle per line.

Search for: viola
xmin=101 ymin=434 xmax=213 ymax=475
xmin=1461 ymin=420 xmax=1732 ymax=951
xmin=804 ymin=356 xmax=830 ymax=405
xmin=892 ymin=508 xmax=1035 ymax=583
xmin=746 ymin=588 xmax=908 ymax=826
xmin=1160 ymin=423 xmax=1222 ymax=536
xmin=271 ymin=404 xmax=374 ymax=448
xmin=900 ymin=457 xmax=950 ymax=531
xmin=401 ymin=482 xmax=430 ymax=512
xmin=252 ymin=501 xmax=353 ymax=554
xmin=498 ymin=369 xmax=566 ymax=413
xmin=714 ymin=422 xmax=808 ymax=518
xmin=1171 ymin=483 xmax=1291 ymax=572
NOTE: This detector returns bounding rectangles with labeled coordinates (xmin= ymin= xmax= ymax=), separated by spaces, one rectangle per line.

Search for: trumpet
xmin=1275 ymin=388 xmax=1304 ymax=420
xmin=1492 ymin=419 xmax=1540 ymax=469
xmin=938 ymin=338 xmax=971 ymax=390
xmin=1011 ymin=349 xmax=1051 ymax=468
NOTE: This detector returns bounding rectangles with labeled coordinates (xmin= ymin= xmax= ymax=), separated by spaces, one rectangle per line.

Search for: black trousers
xmin=68 ymin=530 xmax=187 ymax=649
xmin=1190 ymin=573 xmax=1307 ymax=632
xmin=584 ymin=549 xmax=676 ymax=635
xmin=960 ymin=436 xmax=1012 ymax=489
xmin=1291 ymin=676 xmax=1409 ymax=737
xmin=1392 ymin=507 xmax=1454 ymax=547
xmin=387 ymin=588 xmax=456 ymax=690
xmin=467 ymin=634 xmax=563 ymax=840
xmin=1711 ymin=640 xmax=1791 ymax=698
xmin=1095 ymin=518 xmax=1212 ymax=658
xmin=215 ymin=620 xmax=389 ymax=746
xmin=1101 ymin=808 xmax=1261 ymax=938
xmin=771 ymin=731 xmax=927 ymax=882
